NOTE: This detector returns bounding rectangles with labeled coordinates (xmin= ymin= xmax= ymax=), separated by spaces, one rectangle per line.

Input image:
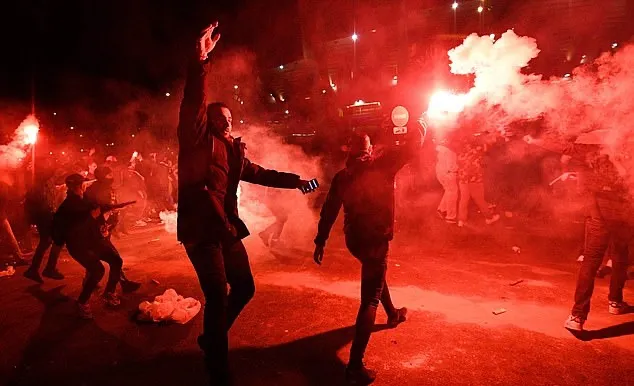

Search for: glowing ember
xmin=23 ymin=121 xmax=39 ymax=145
xmin=427 ymin=90 xmax=468 ymax=120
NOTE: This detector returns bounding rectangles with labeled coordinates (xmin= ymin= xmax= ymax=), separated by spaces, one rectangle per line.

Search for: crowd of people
xmin=1 ymin=22 xmax=632 ymax=386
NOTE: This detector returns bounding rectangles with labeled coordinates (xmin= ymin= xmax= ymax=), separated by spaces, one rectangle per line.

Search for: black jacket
xmin=52 ymin=192 xmax=100 ymax=248
xmin=315 ymin=129 xmax=423 ymax=246
xmin=177 ymin=58 xmax=300 ymax=244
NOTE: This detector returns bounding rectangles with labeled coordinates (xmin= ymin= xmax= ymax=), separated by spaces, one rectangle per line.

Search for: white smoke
xmin=440 ymin=29 xmax=634 ymax=190
xmin=159 ymin=210 xmax=178 ymax=234
xmin=0 ymin=115 xmax=39 ymax=172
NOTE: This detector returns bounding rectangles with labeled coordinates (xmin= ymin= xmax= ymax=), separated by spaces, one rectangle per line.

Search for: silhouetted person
xmin=23 ymin=171 xmax=64 ymax=283
xmin=177 ymin=22 xmax=318 ymax=385
xmin=84 ymin=166 xmax=141 ymax=293
xmin=313 ymin=125 xmax=423 ymax=385
xmin=52 ymin=174 xmax=123 ymax=319
xmin=565 ymin=152 xmax=632 ymax=331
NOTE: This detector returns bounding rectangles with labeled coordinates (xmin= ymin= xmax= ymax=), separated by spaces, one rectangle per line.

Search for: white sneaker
xmin=608 ymin=301 xmax=631 ymax=315
xmin=564 ymin=315 xmax=584 ymax=331
xmin=485 ymin=214 xmax=501 ymax=225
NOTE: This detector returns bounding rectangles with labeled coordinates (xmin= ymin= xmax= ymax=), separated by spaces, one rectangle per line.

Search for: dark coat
xmin=177 ymin=58 xmax=300 ymax=244
xmin=315 ymin=129 xmax=423 ymax=247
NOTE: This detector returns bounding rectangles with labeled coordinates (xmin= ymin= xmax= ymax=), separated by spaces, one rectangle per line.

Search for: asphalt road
xmin=1 ymin=212 xmax=633 ymax=386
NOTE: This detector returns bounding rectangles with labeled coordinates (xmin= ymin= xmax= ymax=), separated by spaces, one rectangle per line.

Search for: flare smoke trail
xmin=0 ymin=115 xmax=39 ymax=173
xmin=429 ymin=29 xmax=634 ymax=188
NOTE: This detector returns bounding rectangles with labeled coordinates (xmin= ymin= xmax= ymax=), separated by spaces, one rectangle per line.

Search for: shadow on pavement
xmin=568 ymin=321 xmax=634 ymax=341
xmin=9 ymin=324 xmax=389 ymax=386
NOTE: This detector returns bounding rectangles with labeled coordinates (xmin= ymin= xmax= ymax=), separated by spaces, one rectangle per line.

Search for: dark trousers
xmin=29 ymin=217 xmax=61 ymax=272
xmin=184 ymin=239 xmax=255 ymax=382
xmin=345 ymin=236 xmax=396 ymax=366
xmin=68 ymin=240 xmax=123 ymax=304
xmin=572 ymin=217 xmax=631 ymax=319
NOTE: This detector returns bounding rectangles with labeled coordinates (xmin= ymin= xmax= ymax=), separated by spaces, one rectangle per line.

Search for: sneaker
xmin=120 ymin=279 xmax=141 ymax=293
xmin=42 ymin=268 xmax=65 ymax=280
xmin=457 ymin=221 xmax=466 ymax=228
xmin=485 ymin=214 xmax=501 ymax=225
xmin=346 ymin=363 xmax=376 ymax=385
xmin=103 ymin=292 xmax=121 ymax=307
xmin=387 ymin=307 xmax=408 ymax=328
xmin=564 ymin=314 xmax=585 ymax=331
xmin=23 ymin=268 xmax=44 ymax=284
xmin=577 ymin=255 xmax=585 ymax=262
xmin=77 ymin=302 xmax=94 ymax=320
xmin=608 ymin=301 xmax=631 ymax=315
xmin=445 ymin=217 xmax=457 ymax=224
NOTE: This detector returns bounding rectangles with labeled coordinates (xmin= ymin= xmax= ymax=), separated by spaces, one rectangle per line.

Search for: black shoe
xmin=387 ymin=307 xmax=408 ymax=328
xmin=42 ymin=268 xmax=65 ymax=280
xmin=23 ymin=268 xmax=44 ymax=284
xmin=346 ymin=363 xmax=376 ymax=385
xmin=120 ymin=280 xmax=141 ymax=293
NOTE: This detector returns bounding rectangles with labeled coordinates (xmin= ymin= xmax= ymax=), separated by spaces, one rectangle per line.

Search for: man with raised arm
xmin=177 ymin=22 xmax=317 ymax=385
xmin=313 ymin=123 xmax=424 ymax=385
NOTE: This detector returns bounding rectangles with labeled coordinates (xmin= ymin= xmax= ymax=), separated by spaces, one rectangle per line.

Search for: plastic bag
xmin=138 ymin=288 xmax=201 ymax=324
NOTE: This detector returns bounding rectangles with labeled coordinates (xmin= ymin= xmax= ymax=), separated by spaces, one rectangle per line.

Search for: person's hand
xmin=198 ymin=22 xmax=221 ymax=61
xmin=313 ymin=245 xmax=324 ymax=265
xmin=298 ymin=179 xmax=319 ymax=194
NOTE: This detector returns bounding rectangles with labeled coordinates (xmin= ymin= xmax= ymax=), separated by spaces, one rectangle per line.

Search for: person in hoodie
xmin=84 ymin=166 xmax=141 ymax=294
xmin=313 ymin=122 xmax=423 ymax=385
xmin=177 ymin=22 xmax=318 ymax=385
xmin=52 ymin=174 xmax=122 ymax=319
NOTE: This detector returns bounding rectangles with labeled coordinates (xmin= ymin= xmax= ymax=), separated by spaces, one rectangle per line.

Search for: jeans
xmin=184 ymin=240 xmax=255 ymax=382
xmin=572 ymin=217 xmax=631 ymax=319
xmin=345 ymin=236 xmax=396 ymax=366
xmin=437 ymin=171 xmax=458 ymax=220
xmin=29 ymin=216 xmax=61 ymax=272
xmin=458 ymin=182 xmax=493 ymax=222
xmin=68 ymin=240 xmax=123 ymax=304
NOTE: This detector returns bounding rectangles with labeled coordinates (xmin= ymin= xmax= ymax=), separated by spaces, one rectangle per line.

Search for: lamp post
xmin=452 ymin=2 xmax=458 ymax=33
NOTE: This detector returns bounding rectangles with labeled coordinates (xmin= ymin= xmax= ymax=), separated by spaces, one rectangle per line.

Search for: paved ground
xmin=1 ymin=208 xmax=634 ymax=386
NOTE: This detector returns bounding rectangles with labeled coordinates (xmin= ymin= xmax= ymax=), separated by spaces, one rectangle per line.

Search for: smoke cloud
xmin=0 ymin=115 xmax=39 ymax=173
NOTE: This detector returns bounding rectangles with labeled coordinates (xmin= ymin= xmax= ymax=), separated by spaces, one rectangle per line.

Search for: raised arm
xmin=177 ymin=22 xmax=221 ymax=148
xmin=375 ymin=120 xmax=426 ymax=174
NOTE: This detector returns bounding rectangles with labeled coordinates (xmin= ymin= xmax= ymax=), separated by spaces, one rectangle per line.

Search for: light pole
xmin=478 ymin=3 xmax=483 ymax=32
xmin=452 ymin=2 xmax=459 ymax=33
xmin=351 ymin=32 xmax=358 ymax=80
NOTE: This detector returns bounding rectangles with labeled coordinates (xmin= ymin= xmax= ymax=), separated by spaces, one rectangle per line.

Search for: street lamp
xmin=452 ymin=2 xmax=458 ymax=33
xmin=351 ymin=33 xmax=358 ymax=41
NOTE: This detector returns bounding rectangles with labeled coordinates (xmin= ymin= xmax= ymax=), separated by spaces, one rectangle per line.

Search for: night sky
xmin=0 ymin=0 xmax=302 ymax=105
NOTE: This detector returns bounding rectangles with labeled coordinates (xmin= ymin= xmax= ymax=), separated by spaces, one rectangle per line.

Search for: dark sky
xmin=0 ymin=0 xmax=302 ymax=104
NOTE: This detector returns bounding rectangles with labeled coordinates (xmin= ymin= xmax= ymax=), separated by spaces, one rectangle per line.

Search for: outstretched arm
xmin=177 ymin=22 xmax=221 ymax=148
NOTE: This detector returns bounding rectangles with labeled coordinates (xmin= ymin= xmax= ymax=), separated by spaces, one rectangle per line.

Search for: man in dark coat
xmin=313 ymin=124 xmax=423 ymax=385
xmin=177 ymin=22 xmax=317 ymax=385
